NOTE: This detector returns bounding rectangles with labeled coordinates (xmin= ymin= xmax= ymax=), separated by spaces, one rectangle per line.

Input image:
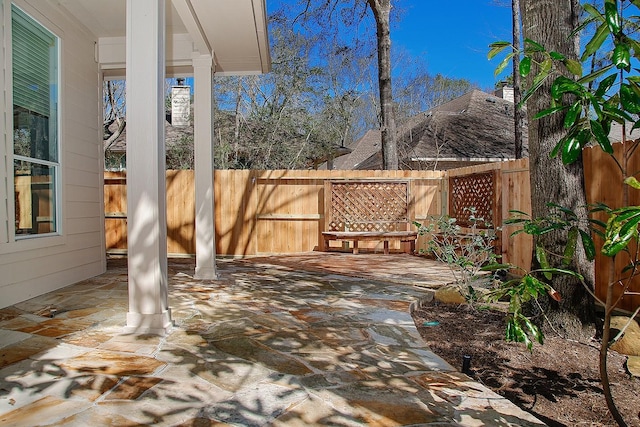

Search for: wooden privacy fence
xmin=104 ymin=150 xmax=639 ymax=312
xmin=104 ymin=164 xmax=530 ymax=265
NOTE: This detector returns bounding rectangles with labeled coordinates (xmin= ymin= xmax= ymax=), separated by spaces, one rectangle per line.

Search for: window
xmin=12 ymin=5 xmax=59 ymax=237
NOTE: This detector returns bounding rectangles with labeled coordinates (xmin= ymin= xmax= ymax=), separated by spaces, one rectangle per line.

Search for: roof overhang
xmin=58 ymin=0 xmax=271 ymax=77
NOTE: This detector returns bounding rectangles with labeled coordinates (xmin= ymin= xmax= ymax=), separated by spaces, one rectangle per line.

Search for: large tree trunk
xmin=520 ymin=0 xmax=595 ymax=341
xmin=367 ymin=0 xmax=398 ymax=170
xmin=512 ymin=0 xmax=524 ymax=159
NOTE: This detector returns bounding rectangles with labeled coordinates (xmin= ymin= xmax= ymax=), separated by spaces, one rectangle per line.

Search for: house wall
xmin=0 ymin=0 xmax=106 ymax=309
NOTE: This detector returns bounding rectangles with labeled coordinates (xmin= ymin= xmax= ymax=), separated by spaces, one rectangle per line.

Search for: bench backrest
xmin=324 ymin=180 xmax=412 ymax=232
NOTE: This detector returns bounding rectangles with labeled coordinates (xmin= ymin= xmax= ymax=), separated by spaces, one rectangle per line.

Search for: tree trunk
xmin=367 ymin=0 xmax=398 ymax=170
xmin=520 ymin=0 xmax=595 ymax=340
xmin=512 ymin=0 xmax=524 ymax=159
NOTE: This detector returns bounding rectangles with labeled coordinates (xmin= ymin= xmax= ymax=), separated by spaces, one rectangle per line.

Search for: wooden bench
xmin=322 ymin=180 xmax=418 ymax=254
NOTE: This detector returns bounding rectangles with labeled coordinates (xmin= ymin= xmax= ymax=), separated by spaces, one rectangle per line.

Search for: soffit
xmin=57 ymin=0 xmax=271 ymax=74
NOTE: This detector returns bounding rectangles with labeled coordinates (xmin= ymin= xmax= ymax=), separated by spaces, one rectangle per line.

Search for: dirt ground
xmin=412 ymin=300 xmax=640 ymax=427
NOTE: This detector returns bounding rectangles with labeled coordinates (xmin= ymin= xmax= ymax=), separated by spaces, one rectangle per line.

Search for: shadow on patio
xmin=0 ymin=253 xmax=544 ymax=426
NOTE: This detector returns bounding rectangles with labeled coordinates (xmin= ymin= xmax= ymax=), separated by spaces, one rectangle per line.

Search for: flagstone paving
xmin=0 ymin=253 xmax=545 ymax=426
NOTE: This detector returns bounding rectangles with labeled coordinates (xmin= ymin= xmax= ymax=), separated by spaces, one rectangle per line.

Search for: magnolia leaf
xmin=534 ymin=105 xmax=566 ymax=120
xmin=582 ymin=22 xmax=609 ymax=61
xmin=604 ymin=0 xmax=621 ymax=35
xmin=579 ymin=229 xmax=596 ymax=261
xmin=602 ymin=210 xmax=640 ymax=256
xmin=549 ymin=51 xmax=565 ymax=60
xmin=563 ymin=227 xmax=579 ymax=267
xmin=583 ymin=3 xmax=605 ymax=21
xmin=564 ymin=59 xmax=583 ymax=76
xmin=613 ymin=43 xmax=631 ymax=70
xmin=488 ymin=41 xmax=511 ymax=60
xmin=591 ymin=120 xmax=613 ymax=154
xmin=524 ymin=38 xmax=545 ymax=53
xmin=578 ymin=64 xmax=614 ymax=85
xmin=624 ymin=176 xmax=640 ymax=189
xmin=495 ymin=52 xmax=514 ymax=77
xmin=620 ymin=83 xmax=640 ymax=113
xmin=595 ymin=73 xmax=618 ymax=98
xmin=536 ymin=244 xmax=552 ymax=280
xmin=551 ymin=76 xmax=583 ymax=99
xmin=564 ymin=101 xmax=581 ymax=128
xmin=520 ymin=56 xmax=531 ymax=77
xmin=561 ymin=132 xmax=583 ymax=164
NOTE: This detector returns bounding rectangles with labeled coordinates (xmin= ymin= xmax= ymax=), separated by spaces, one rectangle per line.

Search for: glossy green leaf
xmin=579 ymin=229 xmax=596 ymax=261
xmin=494 ymin=52 xmax=514 ymax=77
xmin=564 ymin=101 xmax=582 ymax=128
xmin=520 ymin=70 xmax=550 ymax=107
xmin=595 ymin=73 xmax=618 ymax=98
xmin=613 ymin=43 xmax=631 ymax=70
xmin=536 ymin=244 xmax=552 ymax=280
xmin=563 ymin=227 xmax=578 ymax=266
xmin=540 ymin=57 xmax=552 ymax=74
xmin=488 ymin=41 xmax=511 ymax=60
xmin=547 ymin=202 xmax=578 ymax=218
xmin=521 ymin=315 xmax=544 ymax=346
xmin=561 ymin=132 xmax=583 ymax=164
xmin=549 ymin=51 xmax=565 ymax=61
xmin=481 ymin=264 xmax=513 ymax=274
xmin=524 ymin=38 xmax=545 ymax=53
xmin=602 ymin=210 xmax=640 ymax=256
xmin=551 ymin=76 xmax=583 ymax=99
xmin=578 ymin=64 xmax=614 ymax=85
xmin=603 ymin=104 xmax=635 ymax=123
xmin=582 ymin=22 xmax=610 ymax=61
xmin=550 ymin=135 xmax=567 ymax=159
xmin=533 ymin=105 xmax=566 ymax=120
xmin=519 ymin=56 xmax=531 ymax=77
xmin=583 ymin=3 xmax=606 ymax=21
xmin=620 ymin=83 xmax=640 ymax=113
xmin=564 ymin=59 xmax=583 ymax=77
xmin=604 ymin=0 xmax=621 ymax=35
xmin=590 ymin=120 xmax=613 ymax=154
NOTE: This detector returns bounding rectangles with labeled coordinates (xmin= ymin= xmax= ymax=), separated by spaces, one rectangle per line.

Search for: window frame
xmin=8 ymin=2 xmax=62 ymax=241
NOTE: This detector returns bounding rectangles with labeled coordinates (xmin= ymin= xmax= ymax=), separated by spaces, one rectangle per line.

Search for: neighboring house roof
xmin=104 ymin=115 xmax=193 ymax=154
xmin=333 ymin=89 xmax=528 ymax=170
xmin=332 ymin=130 xmax=382 ymax=170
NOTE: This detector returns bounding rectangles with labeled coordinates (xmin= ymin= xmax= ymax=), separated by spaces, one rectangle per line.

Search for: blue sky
xmin=266 ymin=0 xmax=514 ymax=90
xmin=392 ymin=1 xmax=513 ymax=90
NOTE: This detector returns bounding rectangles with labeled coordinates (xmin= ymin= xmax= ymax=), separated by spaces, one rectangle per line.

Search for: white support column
xmin=124 ymin=0 xmax=172 ymax=335
xmin=192 ymin=54 xmax=218 ymax=280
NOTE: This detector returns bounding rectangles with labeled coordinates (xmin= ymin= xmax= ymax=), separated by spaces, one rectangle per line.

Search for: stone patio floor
xmin=0 ymin=253 xmax=545 ymax=426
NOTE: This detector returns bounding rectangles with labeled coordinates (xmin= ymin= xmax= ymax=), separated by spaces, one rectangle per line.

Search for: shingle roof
xmin=333 ymin=89 xmax=529 ymax=170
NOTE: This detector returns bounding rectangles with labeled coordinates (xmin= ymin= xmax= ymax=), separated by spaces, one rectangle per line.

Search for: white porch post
xmin=193 ymin=54 xmax=218 ymax=280
xmin=124 ymin=0 xmax=172 ymax=335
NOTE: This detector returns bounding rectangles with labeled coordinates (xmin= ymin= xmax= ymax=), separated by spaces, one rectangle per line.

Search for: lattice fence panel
xmin=327 ymin=181 xmax=409 ymax=232
xmin=449 ymin=172 xmax=495 ymax=227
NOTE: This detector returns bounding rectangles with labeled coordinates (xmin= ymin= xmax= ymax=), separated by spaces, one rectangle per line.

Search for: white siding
xmin=0 ymin=0 xmax=106 ymax=308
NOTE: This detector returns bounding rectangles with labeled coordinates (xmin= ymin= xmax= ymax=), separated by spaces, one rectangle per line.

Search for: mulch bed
xmin=411 ymin=300 xmax=640 ymax=426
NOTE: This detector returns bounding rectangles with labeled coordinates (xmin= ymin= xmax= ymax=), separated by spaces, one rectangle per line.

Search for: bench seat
xmin=322 ymin=180 xmax=418 ymax=255
xmin=322 ymin=230 xmax=418 ymax=255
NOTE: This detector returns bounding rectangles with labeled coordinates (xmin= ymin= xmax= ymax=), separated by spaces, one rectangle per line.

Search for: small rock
xmin=434 ymin=285 xmax=467 ymax=305
xmin=609 ymin=316 xmax=640 ymax=357
xmin=627 ymin=356 xmax=640 ymax=378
